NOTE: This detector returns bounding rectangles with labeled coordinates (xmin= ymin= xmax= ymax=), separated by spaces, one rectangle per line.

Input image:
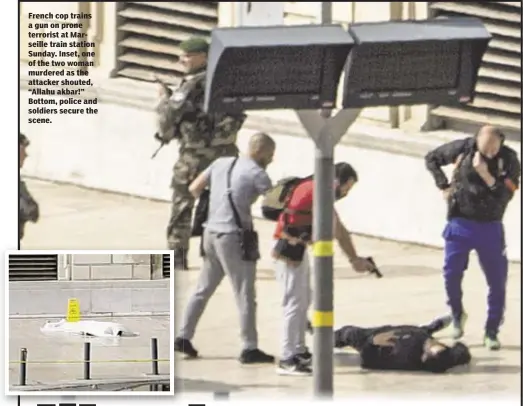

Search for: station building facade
xmin=19 ymin=2 xmax=521 ymax=261
xmin=8 ymin=253 xmax=170 ymax=281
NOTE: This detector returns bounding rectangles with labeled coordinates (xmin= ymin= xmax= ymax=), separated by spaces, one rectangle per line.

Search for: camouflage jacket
xmin=156 ymin=69 xmax=246 ymax=158
xmin=19 ymin=179 xmax=39 ymax=240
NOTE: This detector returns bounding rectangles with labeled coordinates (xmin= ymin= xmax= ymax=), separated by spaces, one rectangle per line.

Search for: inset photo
xmin=6 ymin=250 xmax=173 ymax=395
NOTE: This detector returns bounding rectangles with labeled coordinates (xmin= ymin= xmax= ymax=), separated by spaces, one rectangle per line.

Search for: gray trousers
xmin=178 ymin=229 xmax=258 ymax=351
xmin=274 ymin=250 xmax=312 ymax=360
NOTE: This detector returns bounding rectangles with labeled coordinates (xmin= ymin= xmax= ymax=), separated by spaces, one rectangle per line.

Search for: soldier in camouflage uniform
xmin=155 ymin=37 xmax=246 ymax=270
xmin=19 ymin=133 xmax=40 ymax=244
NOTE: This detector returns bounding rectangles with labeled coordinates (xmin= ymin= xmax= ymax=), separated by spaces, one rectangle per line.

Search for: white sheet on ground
xmin=40 ymin=319 xmax=139 ymax=337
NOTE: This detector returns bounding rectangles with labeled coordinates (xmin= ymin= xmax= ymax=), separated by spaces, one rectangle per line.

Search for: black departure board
xmin=216 ymin=46 xmax=324 ymax=96
xmin=204 ymin=24 xmax=353 ymax=112
xmin=342 ymin=17 xmax=491 ymax=108
xmin=345 ymin=41 xmax=461 ymax=93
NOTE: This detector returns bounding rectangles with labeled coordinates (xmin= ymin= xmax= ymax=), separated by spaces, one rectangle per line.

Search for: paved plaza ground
xmin=21 ymin=179 xmax=521 ymax=398
xmin=8 ymin=316 xmax=170 ymax=391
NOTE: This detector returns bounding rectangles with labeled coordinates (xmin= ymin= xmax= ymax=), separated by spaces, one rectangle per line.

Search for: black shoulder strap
xmin=281 ymin=182 xmax=296 ymax=226
xmin=226 ymin=158 xmax=243 ymax=230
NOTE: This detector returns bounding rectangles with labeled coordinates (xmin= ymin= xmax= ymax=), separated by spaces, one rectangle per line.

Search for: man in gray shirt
xmin=174 ymin=132 xmax=276 ymax=364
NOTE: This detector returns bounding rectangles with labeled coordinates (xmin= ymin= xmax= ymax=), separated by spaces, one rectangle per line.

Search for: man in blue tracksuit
xmin=425 ymin=125 xmax=520 ymax=350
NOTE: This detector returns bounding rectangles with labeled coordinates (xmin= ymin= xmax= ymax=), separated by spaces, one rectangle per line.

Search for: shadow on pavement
xmin=175 ymin=377 xmax=286 ymax=393
xmin=333 ymin=354 xmax=520 ymax=376
xmin=472 ymin=356 xmax=504 ymax=362
xmin=175 ymin=354 xmax=238 ymax=362
xmin=467 ymin=343 xmax=521 ymax=351
xmin=450 ymin=362 xmax=521 ymax=375
xmin=334 ymin=352 xmax=361 ymax=367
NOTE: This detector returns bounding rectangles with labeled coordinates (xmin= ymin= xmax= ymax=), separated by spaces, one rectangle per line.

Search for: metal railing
xmin=10 ymin=337 xmax=170 ymax=392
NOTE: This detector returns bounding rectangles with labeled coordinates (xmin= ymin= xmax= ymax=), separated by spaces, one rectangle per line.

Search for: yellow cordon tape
xmin=312 ymin=311 xmax=334 ymax=328
xmin=9 ymin=358 xmax=169 ymax=365
xmin=312 ymin=240 xmax=334 ymax=257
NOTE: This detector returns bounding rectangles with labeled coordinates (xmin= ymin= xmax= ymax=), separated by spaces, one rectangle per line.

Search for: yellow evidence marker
xmin=66 ymin=298 xmax=81 ymax=322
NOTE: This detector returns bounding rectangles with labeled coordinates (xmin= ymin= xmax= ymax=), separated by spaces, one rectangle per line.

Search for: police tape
xmin=9 ymin=358 xmax=170 ymax=365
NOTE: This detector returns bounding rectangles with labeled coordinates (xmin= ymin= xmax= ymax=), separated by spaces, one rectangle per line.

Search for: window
xmin=428 ymin=2 xmax=521 ymax=132
xmin=115 ymin=2 xmax=219 ymax=84
xmin=9 ymin=254 xmax=58 ymax=281
xmin=162 ymin=253 xmax=170 ymax=278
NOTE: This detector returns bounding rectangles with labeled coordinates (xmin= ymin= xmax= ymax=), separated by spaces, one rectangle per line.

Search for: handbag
xmin=226 ymin=158 xmax=260 ymax=262
xmin=272 ymin=238 xmax=307 ymax=263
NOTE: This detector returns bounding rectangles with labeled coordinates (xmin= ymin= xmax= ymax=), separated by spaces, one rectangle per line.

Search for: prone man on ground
xmin=330 ymin=315 xmax=471 ymax=373
xmin=155 ymin=36 xmax=246 ymax=270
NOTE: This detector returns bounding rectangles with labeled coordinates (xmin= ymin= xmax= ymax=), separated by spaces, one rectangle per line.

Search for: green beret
xmin=20 ymin=133 xmax=29 ymax=146
xmin=180 ymin=37 xmax=209 ymax=54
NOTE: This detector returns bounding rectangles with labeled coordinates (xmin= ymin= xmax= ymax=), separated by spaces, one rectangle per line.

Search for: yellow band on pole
xmin=312 ymin=240 xmax=334 ymax=257
xmin=312 ymin=311 xmax=334 ymax=327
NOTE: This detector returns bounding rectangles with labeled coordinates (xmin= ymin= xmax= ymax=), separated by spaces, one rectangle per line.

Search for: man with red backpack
xmin=425 ymin=125 xmax=520 ymax=350
xmin=262 ymin=162 xmax=375 ymax=375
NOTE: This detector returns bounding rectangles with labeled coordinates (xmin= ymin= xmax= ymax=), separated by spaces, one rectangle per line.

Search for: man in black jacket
xmin=332 ymin=316 xmax=471 ymax=373
xmin=425 ymin=125 xmax=521 ymax=350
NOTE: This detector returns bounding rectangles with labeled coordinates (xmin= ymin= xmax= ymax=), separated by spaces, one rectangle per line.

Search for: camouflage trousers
xmin=167 ymin=146 xmax=238 ymax=250
xmin=167 ymin=156 xmax=201 ymax=251
xmin=167 ymin=182 xmax=195 ymax=251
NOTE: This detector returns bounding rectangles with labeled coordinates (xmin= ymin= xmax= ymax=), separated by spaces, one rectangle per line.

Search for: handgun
xmin=366 ymin=256 xmax=383 ymax=278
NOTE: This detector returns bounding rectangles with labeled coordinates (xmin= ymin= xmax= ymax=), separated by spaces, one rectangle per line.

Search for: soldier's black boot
xmin=172 ymin=248 xmax=189 ymax=271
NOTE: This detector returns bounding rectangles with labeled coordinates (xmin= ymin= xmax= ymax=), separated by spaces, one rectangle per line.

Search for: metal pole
xmin=312 ymin=145 xmax=335 ymax=398
xmin=19 ymin=348 xmax=27 ymax=386
xmin=151 ymin=337 xmax=159 ymax=375
xmin=150 ymin=337 xmax=159 ymax=391
xmin=312 ymin=1 xmax=334 ymax=399
xmin=83 ymin=342 xmax=91 ymax=380
xmin=297 ymin=114 xmax=361 ymax=398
